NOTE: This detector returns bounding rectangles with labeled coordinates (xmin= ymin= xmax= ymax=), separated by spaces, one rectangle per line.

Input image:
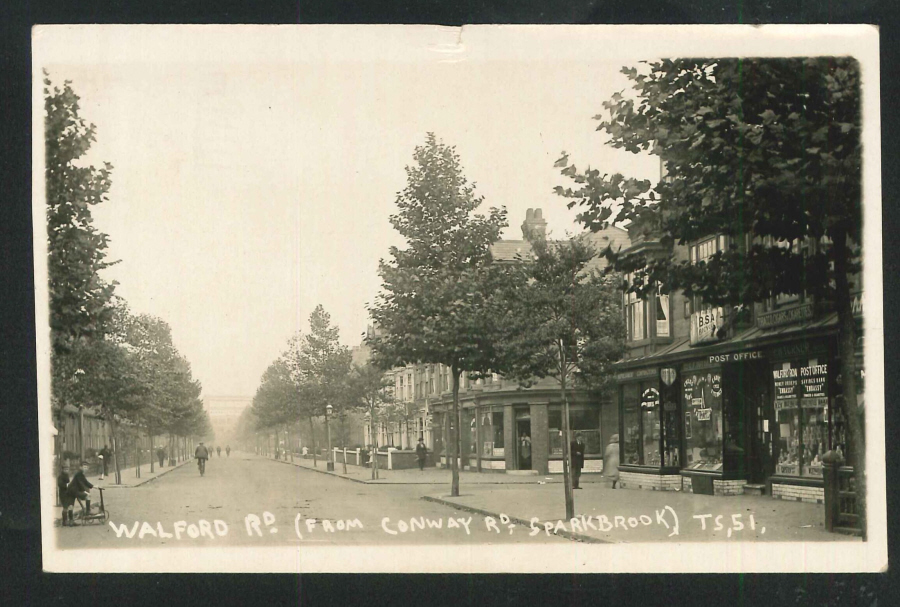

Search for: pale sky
xmin=34 ymin=25 xmax=877 ymax=401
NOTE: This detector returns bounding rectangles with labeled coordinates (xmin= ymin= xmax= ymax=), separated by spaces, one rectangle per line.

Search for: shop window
xmin=773 ymin=359 xmax=829 ymax=476
xmin=492 ymin=411 xmax=504 ymax=455
xmin=641 ymin=394 xmax=661 ymax=466
xmin=683 ymin=369 xmax=724 ymax=471
xmin=548 ymin=407 xmax=563 ymax=456
xmin=622 ymin=384 xmax=641 ymax=465
xmin=662 ymin=406 xmax=680 ymax=467
xmin=571 ymin=408 xmax=602 ymax=455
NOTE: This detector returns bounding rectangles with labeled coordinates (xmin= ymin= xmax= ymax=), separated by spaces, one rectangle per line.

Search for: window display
xmin=622 ymin=384 xmax=641 ymax=465
xmin=663 ymin=409 xmax=680 ymax=467
xmin=773 ymin=359 xmax=829 ymax=476
xmin=683 ymin=369 xmax=724 ymax=470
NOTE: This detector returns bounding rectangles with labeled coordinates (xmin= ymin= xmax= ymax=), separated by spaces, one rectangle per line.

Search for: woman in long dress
xmin=601 ymin=434 xmax=620 ymax=489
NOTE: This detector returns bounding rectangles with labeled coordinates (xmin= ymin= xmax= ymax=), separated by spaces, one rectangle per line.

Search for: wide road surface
xmin=55 ymin=452 xmax=570 ymax=548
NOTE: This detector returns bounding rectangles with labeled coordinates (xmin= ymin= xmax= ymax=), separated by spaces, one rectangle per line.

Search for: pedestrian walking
xmin=216 ymin=446 xmax=221 ymax=458
xmin=226 ymin=445 xmax=231 ymax=457
xmin=601 ymin=434 xmax=620 ymax=489
xmin=415 ymin=437 xmax=427 ymax=471
xmin=571 ymin=433 xmax=586 ymax=489
xmin=156 ymin=446 xmax=166 ymax=469
xmin=98 ymin=445 xmax=111 ymax=480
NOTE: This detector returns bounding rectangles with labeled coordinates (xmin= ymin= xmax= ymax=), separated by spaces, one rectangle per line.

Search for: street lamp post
xmin=325 ymin=404 xmax=334 ymax=471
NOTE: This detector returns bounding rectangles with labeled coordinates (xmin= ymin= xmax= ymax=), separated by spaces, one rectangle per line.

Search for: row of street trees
xmin=46 ymin=75 xmax=211 ymax=482
xmin=248 ymin=305 xmax=403 ymax=479
xmin=367 ymin=134 xmax=626 ymax=518
xmin=368 ymin=57 xmax=863 ymax=524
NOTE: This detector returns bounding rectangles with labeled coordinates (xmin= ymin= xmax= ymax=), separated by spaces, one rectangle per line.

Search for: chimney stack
xmin=521 ymin=208 xmax=547 ymax=241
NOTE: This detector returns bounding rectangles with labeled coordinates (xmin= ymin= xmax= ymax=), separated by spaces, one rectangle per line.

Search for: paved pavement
xmin=272 ymin=455 xmax=601 ymax=484
xmin=423 ymin=482 xmax=862 ymax=543
xmin=54 ymin=451 xmax=570 ymax=548
xmin=90 ymin=458 xmax=193 ymax=489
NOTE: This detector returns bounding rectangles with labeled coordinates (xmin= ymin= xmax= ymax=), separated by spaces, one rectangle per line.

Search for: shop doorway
xmin=515 ymin=413 xmax=532 ymax=470
xmin=723 ymin=361 xmax=771 ymax=484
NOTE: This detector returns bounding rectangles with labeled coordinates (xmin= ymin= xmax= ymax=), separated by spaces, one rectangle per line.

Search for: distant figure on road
xmin=571 ymin=433 xmax=586 ymax=489
xmin=195 ymin=442 xmax=209 ymax=476
xmin=216 ymin=446 xmax=221 ymax=457
xmin=601 ymin=434 xmax=620 ymax=489
xmin=156 ymin=446 xmax=166 ymax=469
xmin=98 ymin=445 xmax=111 ymax=480
xmin=415 ymin=437 xmax=427 ymax=471
xmin=226 ymin=445 xmax=231 ymax=457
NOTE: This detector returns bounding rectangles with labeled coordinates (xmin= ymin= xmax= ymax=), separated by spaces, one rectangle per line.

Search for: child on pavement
xmin=57 ymin=463 xmax=75 ymax=526
xmin=67 ymin=461 xmax=94 ymax=514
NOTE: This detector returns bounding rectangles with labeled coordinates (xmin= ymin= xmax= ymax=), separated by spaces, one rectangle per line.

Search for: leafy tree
xmin=286 ymin=305 xmax=352 ymax=462
xmin=45 ymin=74 xmax=122 ymax=452
xmin=251 ymin=356 xmax=300 ymax=461
xmin=499 ymin=237 xmax=626 ymax=519
xmin=45 ymin=74 xmax=119 ymax=356
xmin=555 ymin=57 xmax=866 ymax=533
xmin=343 ymin=363 xmax=395 ymax=478
xmin=368 ymin=133 xmax=509 ymax=496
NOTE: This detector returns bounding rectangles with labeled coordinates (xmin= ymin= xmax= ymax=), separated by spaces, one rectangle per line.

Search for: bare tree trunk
xmin=286 ymin=426 xmax=294 ymax=462
xmin=560 ymin=356 xmax=575 ymax=520
xmin=450 ymin=365 xmax=461 ymax=497
xmin=112 ymin=419 xmax=122 ymax=485
xmin=309 ymin=416 xmax=317 ymax=467
xmin=149 ymin=432 xmax=155 ymax=473
xmin=834 ymin=233 xmax=865 ymax=538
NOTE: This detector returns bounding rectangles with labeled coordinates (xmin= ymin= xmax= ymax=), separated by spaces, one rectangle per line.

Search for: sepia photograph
xmin=33 ymin=24 xmax=885 ymax=573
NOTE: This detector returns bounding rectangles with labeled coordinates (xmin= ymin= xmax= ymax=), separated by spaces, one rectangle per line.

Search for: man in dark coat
xmin=415 ymin=437 xmax=428 ymax=471
xmin=571 ymin=433 xmax=586 ymax=489
xmin=98 ymin=445 xmax=112 ymax=480
xmin=67 ymin=461 xmax=94 ymax=513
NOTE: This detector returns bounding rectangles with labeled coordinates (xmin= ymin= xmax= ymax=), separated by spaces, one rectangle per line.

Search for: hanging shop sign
xmin=660 ymin=367 xmax=677 ymax=386
xmin=690 ymin=307 xmax=725 ymax=345
xmin=641 ymin=388 xmax=660 ymax=409
xmin=695 ymin=408 xmax=712 ymax=422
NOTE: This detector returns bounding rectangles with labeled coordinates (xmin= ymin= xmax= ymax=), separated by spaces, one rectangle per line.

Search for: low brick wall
xmin=683 ymin=475 xmax=693 ymax=493
xmin=618 ymin=471 xmax=683 ymax=491
xmin=772 ymin=482 xmax=824 ymax=504
xmin=713 ymin=479 xmax=747 ymax=496
xmin=385 ymin=450 xmax=436 ymax=470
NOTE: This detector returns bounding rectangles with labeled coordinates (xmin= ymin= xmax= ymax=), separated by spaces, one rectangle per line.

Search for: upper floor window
xmin=625 ymin=273 xmax=646 ymax=341
xmin=690 ymin=235 xmax=727 ymax=265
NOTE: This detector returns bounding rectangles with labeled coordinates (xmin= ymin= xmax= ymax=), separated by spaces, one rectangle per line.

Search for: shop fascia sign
xmin=690 ymin=307 xmax=725 ymax=345
xmin=757 ymin=302 xmax=814 ymax=329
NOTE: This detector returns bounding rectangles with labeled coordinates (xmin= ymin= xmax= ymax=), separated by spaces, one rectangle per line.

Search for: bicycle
xmin=73 ymin=487 xmax=110 ymax=526
xmin=198 ymin=457 xmax=206 ymax=476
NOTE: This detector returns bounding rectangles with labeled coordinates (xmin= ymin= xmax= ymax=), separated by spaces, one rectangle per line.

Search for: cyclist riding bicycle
xmin=195 ymin=442 xmax=210 ymax=475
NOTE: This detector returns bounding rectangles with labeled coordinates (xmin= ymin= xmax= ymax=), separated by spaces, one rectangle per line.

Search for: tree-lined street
xmin=56 ymin=451 xmax=571 ymax=547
